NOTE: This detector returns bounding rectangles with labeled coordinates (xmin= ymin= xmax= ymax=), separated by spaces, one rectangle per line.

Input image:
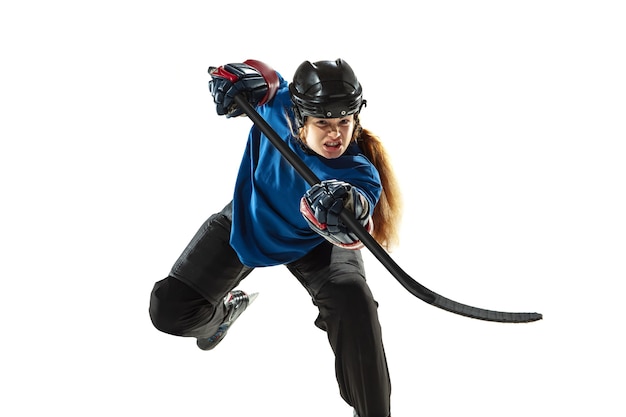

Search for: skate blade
xmin=247 ymin=292 xmax=259 ymax=304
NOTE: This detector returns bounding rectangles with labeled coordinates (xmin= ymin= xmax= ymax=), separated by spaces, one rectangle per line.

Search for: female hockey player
xmin=149 ymin=58 xmax=402 ymax=417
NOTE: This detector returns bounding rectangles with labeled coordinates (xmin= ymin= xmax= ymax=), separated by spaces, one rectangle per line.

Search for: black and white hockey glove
xmin=300 ymin=179 xmax=373 ymax=250
xmin=208 ymin=59 xmax=279 ymax=118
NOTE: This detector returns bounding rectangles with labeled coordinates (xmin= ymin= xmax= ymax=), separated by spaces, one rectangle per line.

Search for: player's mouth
xmin=324 ymin=140 xmax=341 ymax=149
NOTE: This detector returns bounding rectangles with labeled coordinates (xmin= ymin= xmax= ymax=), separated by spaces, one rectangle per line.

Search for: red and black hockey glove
xmin=208 ymin=59 xmax=279 ymax=118
xmin=300 ymin=179 xmax=373 ymax=249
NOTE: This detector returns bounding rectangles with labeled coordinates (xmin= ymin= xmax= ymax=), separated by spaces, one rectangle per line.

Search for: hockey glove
xmin=300 ymin=179 xmax=373 ymax=250
xmin=208 ymin=59 xmax=279 ymax=118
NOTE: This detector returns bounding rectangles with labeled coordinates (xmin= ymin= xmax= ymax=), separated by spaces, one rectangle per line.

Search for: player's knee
xmin=148 ymin=278 xmax=184 ymax=335
xmin=321 ymin=275 xmax=378 ymax=318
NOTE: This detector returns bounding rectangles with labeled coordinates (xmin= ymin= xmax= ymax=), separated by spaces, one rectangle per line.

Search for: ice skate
xmin=196 ymin=290 xmax=258 ymax=351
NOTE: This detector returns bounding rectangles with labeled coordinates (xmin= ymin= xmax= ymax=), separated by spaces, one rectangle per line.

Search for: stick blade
xmin=433 ymin=294 xmax=543 ymax=323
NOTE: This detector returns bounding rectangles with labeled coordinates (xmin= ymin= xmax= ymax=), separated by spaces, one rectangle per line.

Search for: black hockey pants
xmin=149 ymin=203 xmax=391 ymax=417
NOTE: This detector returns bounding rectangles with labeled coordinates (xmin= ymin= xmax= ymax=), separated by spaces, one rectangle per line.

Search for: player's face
xmin=302 ymin=115 xmax=355 ymax=159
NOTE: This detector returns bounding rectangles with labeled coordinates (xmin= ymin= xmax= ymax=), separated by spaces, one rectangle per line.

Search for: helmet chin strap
xmin=293 ymin=122 xmax=315 ymax=155
xmin=293 ymin=107 xmax=306 ymax=130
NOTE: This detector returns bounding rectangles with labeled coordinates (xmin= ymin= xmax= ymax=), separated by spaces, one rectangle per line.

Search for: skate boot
xmin=196 ymin=290 xmax=258 ymax=351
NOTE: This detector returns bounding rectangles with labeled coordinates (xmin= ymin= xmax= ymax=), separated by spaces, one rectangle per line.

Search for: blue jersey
xmin=230 ymin=74 xmax=382 ymax=267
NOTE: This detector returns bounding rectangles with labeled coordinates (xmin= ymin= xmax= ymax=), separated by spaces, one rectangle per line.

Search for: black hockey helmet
xmin=289 ymin=59 xmax=365 ymax=127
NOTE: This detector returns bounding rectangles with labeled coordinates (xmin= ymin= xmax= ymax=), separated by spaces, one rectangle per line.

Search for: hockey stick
xmin=234 ymin=94 xmax=542 ymax=323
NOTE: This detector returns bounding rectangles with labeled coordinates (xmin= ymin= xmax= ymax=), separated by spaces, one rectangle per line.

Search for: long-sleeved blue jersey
xmin=230 ymin=73 xmax=382 ymax=267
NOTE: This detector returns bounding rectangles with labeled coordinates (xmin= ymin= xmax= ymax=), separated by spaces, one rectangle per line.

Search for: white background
xmin=1 ymin=1 xmax=624 ymax=416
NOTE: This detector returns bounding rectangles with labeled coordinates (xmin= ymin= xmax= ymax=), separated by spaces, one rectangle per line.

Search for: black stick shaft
xmin=234 ymin=95 xmax=542 ymax=323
